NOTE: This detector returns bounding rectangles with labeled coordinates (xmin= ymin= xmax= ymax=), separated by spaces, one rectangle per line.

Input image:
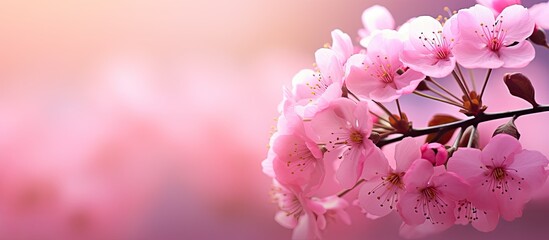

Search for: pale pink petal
xmin=272 ymin=136 xmax=321 ymax=186
xmin=499 ymin=5 xmax=535 ymax=42
xmin=345 ymin=65 xmax=385 ymax=100
xmin=457 ymin=4 xmax=496 ymax=40
xmin=494 ymin=176 xmax=527 ymax=221
xmin=361 ymin=5 xmax=395 ymax=34
xmin=291 ymin=213 xmax=320 ymax=240
xmin=308 ymin=98 xmax=354 ymax=145
xmin=331 ymin=29 xmax=354 ymax=63
xmin=336 ymin=147 xmax=366 ymax=188
xmin=367 ymin=30 xmax=403 ymax=59
xmin=344 ymin=53 xmax=367 ymax=79
xmin=275 ymin=211 xmax=298 ymax=229
xmin=468 ymin=175 xmax=499 ymax=211
xmin=510 ymin=149 xmax=549 ymax=190
xmin=370 ymin=85 xmax=400 ymax=102
xmin=471 ymin=207 xmax=500 ymax=232
xmin=403 ymin=159 xmax=433 ymax=189
xmin=358 ymin=178 xmax=399 ymax=218
xmin=453 ymin=41 xmax=504 ymax=68
xmin=315 ymin=48 xmax=343 ymax=84
xmin=301 ymin=82 xmax=343 ymax=119
xmin=480 ymin=134 xmax=522 ymax=167
xmin=499 ymin=41 xmax=535 ymax=68
xmin=394 ymin=70 xmax=425 ymax=94
xmin=292 ymin=69 xmax=318 ymax=101
xmin=354 ymin=100 xmax=373 ymax=134
xmin=408 ymin=16 xmax=444 ymax=53
xmin=447 ymin=148 xmax=484 ymax=180
xmin=431 ymin=172 xmax=468 ymax=201
xmin=530 ymin=2 xmax=549 ymax=29
xmin=398 ymin=192 xmax=426 ymax=225
xmin=361 ymin=145 xmax=390 ymax=180
xmin=394 ymin=137 xmax=422 ymax=172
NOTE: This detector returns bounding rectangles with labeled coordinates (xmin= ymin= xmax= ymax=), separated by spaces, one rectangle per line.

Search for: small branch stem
xmin=377 ymin=105 xmax=549 ymax=147
xmin=370 ymin=111 xmax=391 ymax=125
xmin=468 ymin=69 xmax=476 ymax=92
xmin=373 ymin=100 xmax=398 ymax=122
xmin=427 ymin=86 xmax=462 ymax=105
xmin=414 ymin=91 xmax=466 ymax=109
xmin=452 ymin=70 xmax=472 ymax=103
xmin=396 ymin=99 xmax=403 ymax=119
xmin=456 ymin=65 xmax=470 ymax=93
xmin=337 ymin=179 xmax=366 ymax=197
xmin=467 ymin=126 xmax=477 ymax=148
xmin=480 ymin=68 xmax=492 ymax=100
xmin=427 ymin=77 xmax=463 ymax=103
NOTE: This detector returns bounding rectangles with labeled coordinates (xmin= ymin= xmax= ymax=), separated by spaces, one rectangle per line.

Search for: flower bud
xmin=493 ymin=118 xmax=521 ymax=140
xmin=529 ymin=27 xmax=549 ymax=48
xmin=504 ymin=73 xmax=539 ymax=107
xmin=420 ymin=143 xmax=448 ymax=166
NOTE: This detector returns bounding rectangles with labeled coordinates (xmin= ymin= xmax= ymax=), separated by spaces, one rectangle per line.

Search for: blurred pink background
xmin=0 ymin=0 xmax=547 ymax=239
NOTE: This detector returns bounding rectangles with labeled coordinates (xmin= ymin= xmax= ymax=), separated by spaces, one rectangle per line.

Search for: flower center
xmin=476 ymin=17 xmax=507 ymax=52
xmin=422 ymin=187 xmax=437 ymax=200
xmin=386 ymin=172 xmax=404 ymax=188
xmin=419 ymin=31 xmax=452 ymax=60
xmin=350 ymin=131 xmax=363 ymax=144
xmin=492 ymin=167 xmax=506 ymax=181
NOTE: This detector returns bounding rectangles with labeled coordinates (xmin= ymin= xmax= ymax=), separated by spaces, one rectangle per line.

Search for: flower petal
xmin=499 ymin=41 xmax=535 ymax=68
xmin=403 ymin=159 xmax=433 ymax=190
xmin=447 ymin=148 xmax=484 ymax=180
xmin=480 ymin=134 xmax=522 ymax=167
xmin=394 ymin=137 xmax=422 ymax=172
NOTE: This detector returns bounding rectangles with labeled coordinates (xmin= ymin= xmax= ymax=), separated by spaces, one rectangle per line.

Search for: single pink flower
xmin=309 ymin=98 xmax=375 ymax=188
xmin=271 ymin=181 xmax=350 ymax=239
xmin=271 ymin=111 xmax=325 ymax=190
xmin=358 ymin=137 xmax=422 ymax=218
xmin=358 ymin=5 xmax=395 ymax=47
xmin=420 ymin=142 xmax=448 ymax=166
xmin=271 ymin=181 xmax=326 ymax=240
xmin=400 ymin=16 xmax=458 ymax=78
xmin=453 ymin=4 xmax=535 ymax=69
xmin=447 ymin=134 xmax=549 ymax=221
xmin=284 ymin=68 xmax=342 ymax=118
xmin=529 ymin=1 xmax=549 ymax=29
xmin=477 ymin=0 xmax=521 ymax=15
xmin=398 ymin=159 xmax=468 ymax=228
xmin=346 ymin=30 xmax=425 ymax=102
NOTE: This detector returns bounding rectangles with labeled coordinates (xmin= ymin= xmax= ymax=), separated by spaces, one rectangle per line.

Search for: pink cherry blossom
xmin=477 ymin=0 xmax=521 ymax=15
xmin=453 ymin=4 xmax=535 ymax=69
xmin=359 ymin=5 xmax=395 ymax=47
xmin=271 ymin=181 xmax=350 ymax=239
xmin=400 ymin=16 xmax=458 ymax=78
xmin=398 ymin=159 xmax=468 ymax=230
xmin=358 ymin=137 xmax=422 ymax=218
xmin=529 ymin=1 xmax=549 ymax=29
xmin=447 ymin=134 xmax=549 ymax=221
xmin=309 ymin=98 xmax=376 ymax=188
xmin=346 ymin=30 xmax=425 ymax=102
xmin=420 ymin=142 xmax=448 ymax=166
xmin=271 ymin=111 xmax=325 ymax=190
xmin=271 ymin=181 xmax=326 ymax=240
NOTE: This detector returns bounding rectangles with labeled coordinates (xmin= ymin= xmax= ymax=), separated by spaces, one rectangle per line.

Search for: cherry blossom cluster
xmin=262 ymin=1 xmax=549 ymax=239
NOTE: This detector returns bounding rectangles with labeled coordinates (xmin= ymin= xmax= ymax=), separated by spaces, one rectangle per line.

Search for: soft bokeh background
xmin=0 ymin=0 xmax=547 ymax=239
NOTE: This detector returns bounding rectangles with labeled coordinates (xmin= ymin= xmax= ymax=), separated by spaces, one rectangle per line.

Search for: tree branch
xmin=377 ymin=105 xmax=549 ymax=147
